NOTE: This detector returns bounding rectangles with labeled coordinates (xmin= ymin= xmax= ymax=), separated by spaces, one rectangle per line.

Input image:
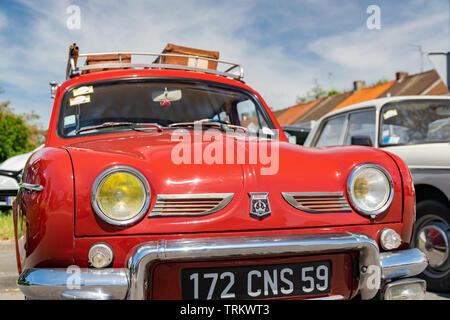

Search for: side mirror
xmin=351 ymin=135 xmax=373 ymax=147
xmin=50 ymin=81 xmax=59 ymax=99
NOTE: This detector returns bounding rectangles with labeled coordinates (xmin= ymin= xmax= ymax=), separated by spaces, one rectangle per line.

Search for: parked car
xmin=282 ymin=123 xmax=313 ymax=146
xmin=14 ymin=44 xmax=428 ymax=300
xmin=304 ymin=96 xmax=450 ymax=291
xmin=0 ymin=146 xmax=44 ymax=207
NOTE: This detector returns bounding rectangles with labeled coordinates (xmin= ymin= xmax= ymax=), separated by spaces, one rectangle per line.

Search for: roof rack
xmin=65 ymin=43 xmax=244 ymax=81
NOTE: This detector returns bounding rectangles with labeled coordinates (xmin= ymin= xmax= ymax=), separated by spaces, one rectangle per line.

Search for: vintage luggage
xmin=155 ymin=43 xmax=220 ymax=70
xmin=83 ymin=53 xmax=131 ymax=74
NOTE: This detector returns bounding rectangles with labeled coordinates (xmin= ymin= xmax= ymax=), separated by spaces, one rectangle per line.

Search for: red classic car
xmin=13 ymin=44 xmax=428 ymax=300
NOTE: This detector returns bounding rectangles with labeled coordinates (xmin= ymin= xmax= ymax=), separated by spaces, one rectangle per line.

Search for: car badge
xmin=249 ymin=192 xmax=271 ymax=220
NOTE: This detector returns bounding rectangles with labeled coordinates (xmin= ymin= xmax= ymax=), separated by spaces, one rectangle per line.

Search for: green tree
xmin=370 ymin=78 xmax=388 ymax=87
xmin=296 ymin=83 xmax=342 ymax=104
xmin=0 ymin=89 xmax=45 ymax=162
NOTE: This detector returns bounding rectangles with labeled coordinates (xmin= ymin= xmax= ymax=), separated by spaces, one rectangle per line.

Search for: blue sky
xmin=0 ymin=0 xmax=449 ymax=128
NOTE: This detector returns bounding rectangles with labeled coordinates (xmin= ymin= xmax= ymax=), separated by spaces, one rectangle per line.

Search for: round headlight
xmin=92 ymin=166 xmax=150 ymax=226
xmin=347 ymin=164 xmax=393 ymax=218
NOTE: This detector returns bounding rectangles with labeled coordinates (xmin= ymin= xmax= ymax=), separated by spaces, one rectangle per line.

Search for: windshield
xmin=380 ymin=100 xmax=450 ymax=146
xmin=58 ymin=80 xmax=275 ymax=137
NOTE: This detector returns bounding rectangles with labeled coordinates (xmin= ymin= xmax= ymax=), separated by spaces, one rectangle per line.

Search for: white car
xmin=304 ymin=95 xmax=450 ymax=292
xmin=0 ymin=145 xmax=44 ymax=207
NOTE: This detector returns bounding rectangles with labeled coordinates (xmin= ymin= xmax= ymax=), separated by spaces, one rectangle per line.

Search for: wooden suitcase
xmin=155 ymin=43 xmax=220 ymax=70
xmin=83 ymin=54 xmax=131 ymax=74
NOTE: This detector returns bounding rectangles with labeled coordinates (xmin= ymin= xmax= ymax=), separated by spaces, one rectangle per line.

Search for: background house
xmin=275 ymin=69 xmax=449 ymax=128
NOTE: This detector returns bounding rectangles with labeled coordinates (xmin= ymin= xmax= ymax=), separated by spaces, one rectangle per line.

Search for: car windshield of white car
xmin=58 ymin=80 xmax=276 ymax=138
xmin=380 ymin=99 xmax=450 ymax=146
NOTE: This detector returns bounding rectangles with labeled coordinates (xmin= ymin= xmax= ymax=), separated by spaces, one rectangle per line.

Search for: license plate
xmin=181 ymin=260 xmax=331 ymax=300
xmin=5 ymin=196 xmax=15 ymax=206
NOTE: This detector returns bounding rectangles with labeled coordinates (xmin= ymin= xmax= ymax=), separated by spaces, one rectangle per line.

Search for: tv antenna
xmin=408 ymin=44 xmax=425 ymax=73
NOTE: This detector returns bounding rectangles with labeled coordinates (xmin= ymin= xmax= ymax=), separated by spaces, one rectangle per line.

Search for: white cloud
xmin=0 ymin=11 xmax=7 ymax=30
xmin=0 ymin=0 xmax=449 ymax=126
xmin=308 ymin=9 xmax=449 ymax=88
xmin=0 ymin=0 xmax=317 ymax=124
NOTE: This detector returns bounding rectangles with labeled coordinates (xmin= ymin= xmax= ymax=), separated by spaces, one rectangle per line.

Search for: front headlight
xmin=347 ymin=163 xmax=394 ymax=218
xmin=91 ymin=166 xmax=150 ymax=226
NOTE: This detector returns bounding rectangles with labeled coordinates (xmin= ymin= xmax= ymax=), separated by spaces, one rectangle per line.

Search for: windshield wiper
xmin=168 ymin=120 xmax=249 ymax=133
xmin=75 ymin=122 xmax=164 ymax=135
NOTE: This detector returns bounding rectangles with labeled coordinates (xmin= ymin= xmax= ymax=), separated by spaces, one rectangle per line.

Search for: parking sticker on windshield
xmin=383 ymin=109 xmax=398 ymax=120
xmin=73 ymin=86 xmax=94 ymax=97
xmin=383 ymin=135 xmax=400 ymax=144
xmin=70 ymin=95 xmax=91 ymax=106
xmin=64 ymin=115 xmax=76 ymax=127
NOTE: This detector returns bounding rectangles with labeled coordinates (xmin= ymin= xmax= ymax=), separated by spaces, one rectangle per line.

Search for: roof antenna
xmin=408 ymin=44 xmax=425 ymax=73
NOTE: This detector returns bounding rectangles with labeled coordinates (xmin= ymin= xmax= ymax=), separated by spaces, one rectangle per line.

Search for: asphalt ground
xmin=1 ymin=240 xmax=449 ymax=300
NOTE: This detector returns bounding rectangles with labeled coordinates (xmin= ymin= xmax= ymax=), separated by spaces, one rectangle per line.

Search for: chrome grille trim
xmin=282 ymin=192 xmax=351 ymax=213
xmin=148 ymin=193 xmax=234 ymax=217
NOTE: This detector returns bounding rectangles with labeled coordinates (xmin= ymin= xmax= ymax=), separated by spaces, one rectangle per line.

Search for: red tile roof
xmin=331 ymin=81 xmax=395 ymax=112
xmin=294 ymin=92 xmax=352 ymax=123
xmin=277 ymin=98 xmax=324 ymax=125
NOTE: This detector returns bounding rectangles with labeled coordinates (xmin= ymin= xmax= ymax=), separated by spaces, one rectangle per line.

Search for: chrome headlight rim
xmin=91 ymin=166 xmax=151 ymax=226
xmin=347 ymin=163 xmax=394 ymax=218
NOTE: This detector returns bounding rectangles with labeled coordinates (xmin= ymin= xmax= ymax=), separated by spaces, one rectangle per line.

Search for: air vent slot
xmin=282 ymin=192 xmax=351 ymax=213
xmin=149 ymin=193 xmax=234 ymax=217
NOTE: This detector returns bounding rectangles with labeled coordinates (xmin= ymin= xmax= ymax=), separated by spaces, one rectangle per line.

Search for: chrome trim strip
xmin=282 ymin=192 xmax=351 ymax=213
xmin=409 ymin=166 xmax=450 ymax=170
xmin=17 ymin=268 xmax=129 ymax=300
xmin=19 ymin=183 xmax=43 ymax=192
xmin=127 ymin=232 xmax=381 ymax=300
xmin=61 ymin=290 xmax=113 ymax=300
xmin=380 ymin=248 xmax=428 ymax=280
xmin=77 ymin=63 xmax=243 ymax=81
xmin=91 ymin=166 xmax=151 ymax=227
xmin=149 ymin=193 xmax=234 ymax=217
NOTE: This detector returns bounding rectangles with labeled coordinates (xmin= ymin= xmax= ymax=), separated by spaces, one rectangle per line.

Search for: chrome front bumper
xmin=17 ymin=232 xmax=428 ymax=300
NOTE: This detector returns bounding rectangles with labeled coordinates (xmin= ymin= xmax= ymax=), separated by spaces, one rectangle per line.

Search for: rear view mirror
xmin=351 ymin=135 xmax=373 ymax=147
xmin=152 ymin=88 xmax=182 ymax=102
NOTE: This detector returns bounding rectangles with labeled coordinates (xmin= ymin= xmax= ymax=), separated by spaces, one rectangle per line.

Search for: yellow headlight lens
xmin=96 ymin=172 xmax=147 ymax=222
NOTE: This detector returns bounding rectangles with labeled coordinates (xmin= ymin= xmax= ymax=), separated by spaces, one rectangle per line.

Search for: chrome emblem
xmin=249 ymin=192 xmax=271 ymax=220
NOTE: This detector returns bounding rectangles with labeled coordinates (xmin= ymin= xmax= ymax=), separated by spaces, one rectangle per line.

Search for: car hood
xmin=0 ymin=144 xmax=44 ymax=171
xmin=66 ymin=132 xmax=404 ymax=236
xmin=383 ymin=143 xmax=450 ymax=169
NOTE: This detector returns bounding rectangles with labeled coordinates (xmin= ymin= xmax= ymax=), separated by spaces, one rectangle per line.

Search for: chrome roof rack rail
xmin=66 ymin=44 xmax=244 ymax=82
